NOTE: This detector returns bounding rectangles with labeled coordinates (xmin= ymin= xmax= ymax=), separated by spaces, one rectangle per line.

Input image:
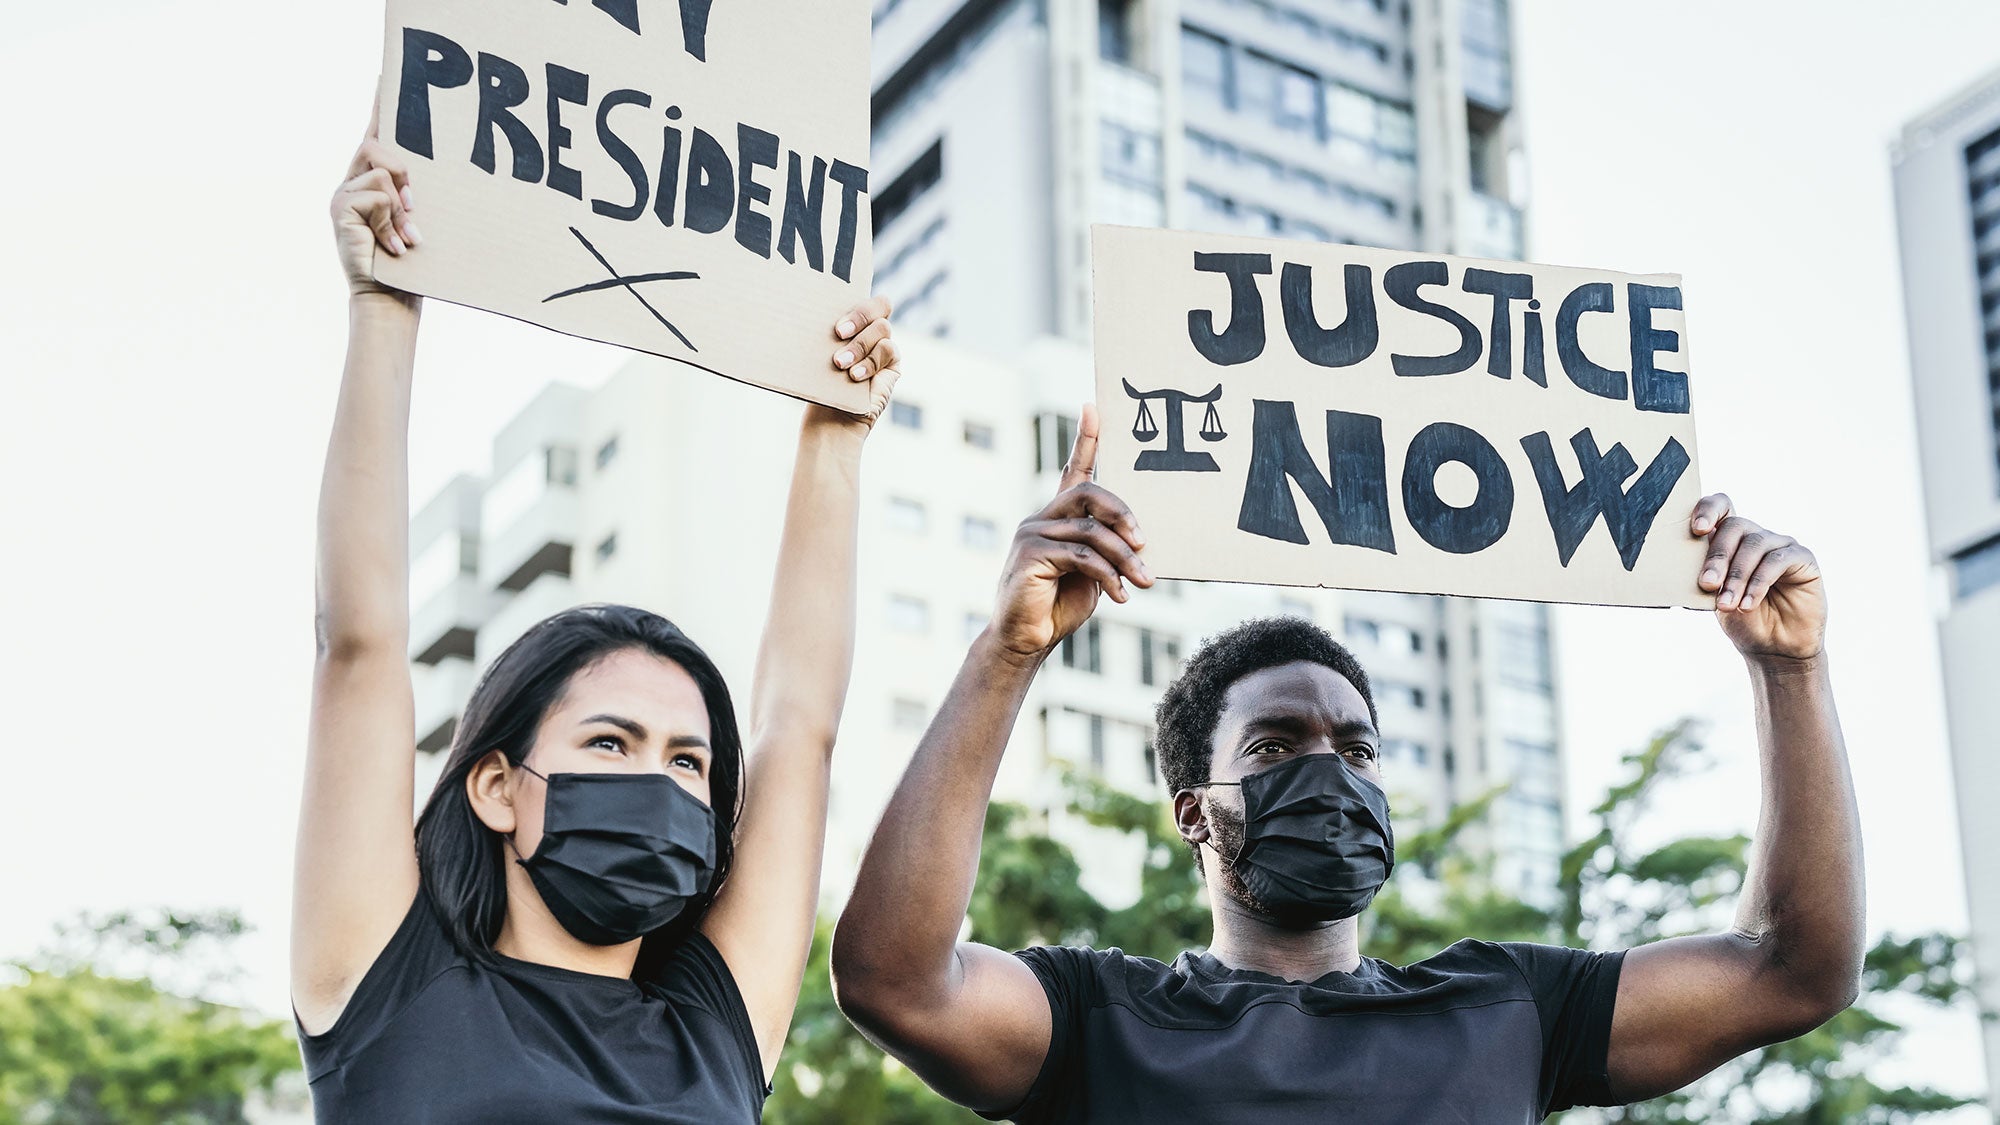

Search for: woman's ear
xmin=466 ymin=750 xmax=518 ymax=835
xmin=1172 ymin=789 xmax=1210 ymax=849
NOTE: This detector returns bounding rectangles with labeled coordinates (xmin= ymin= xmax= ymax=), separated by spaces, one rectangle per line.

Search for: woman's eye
xmin=589 ymin=736 xmax=626 ymax=754
xmin=671 ymin=753 xmax=705 ymax=773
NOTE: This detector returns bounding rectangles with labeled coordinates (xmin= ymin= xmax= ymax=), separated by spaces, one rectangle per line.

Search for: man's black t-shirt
xmin=994 ymin=940 xmax=1625 ymax=1125
xmin=297 ymin=897 xmax=766 ymax=1124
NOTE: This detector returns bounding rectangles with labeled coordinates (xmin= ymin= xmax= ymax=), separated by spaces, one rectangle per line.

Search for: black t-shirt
xmin=298 ymin=897 xmax=766 ymax=1124
xmin=995 ymin=939 xmax=1626 ymax=1125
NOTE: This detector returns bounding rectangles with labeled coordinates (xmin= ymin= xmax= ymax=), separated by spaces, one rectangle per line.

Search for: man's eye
xmin=1249 ymin=740 xmax=1288 ymax=755
xmin=1344 ymin=745 xmax=1378 ymax=762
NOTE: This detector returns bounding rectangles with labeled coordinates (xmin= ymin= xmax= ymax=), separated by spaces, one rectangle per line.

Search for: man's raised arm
xmin=1604 ymin=493 xmax=1864 ymax=1099
xmin=831 ymin=407 xmax=1153 ymax=1114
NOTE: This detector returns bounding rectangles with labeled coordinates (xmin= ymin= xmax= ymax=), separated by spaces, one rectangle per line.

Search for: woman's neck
xmin=494 ymin=868 xmax=643 ymax=978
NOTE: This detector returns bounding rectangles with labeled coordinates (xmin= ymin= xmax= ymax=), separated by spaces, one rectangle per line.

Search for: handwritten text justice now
xmin=1138 ymin=253 xmax=1694 ymax=569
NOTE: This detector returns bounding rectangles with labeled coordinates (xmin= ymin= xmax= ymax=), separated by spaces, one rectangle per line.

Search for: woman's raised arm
xmin=701 ymin=298 xmax=901 ymax=1078
xmin=292 ymin=127 xmax=428 ymax=1036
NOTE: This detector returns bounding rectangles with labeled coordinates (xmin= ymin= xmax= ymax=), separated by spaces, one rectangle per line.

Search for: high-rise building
xmin=1893 ymin=63 xmax=2000 ymax=1110
xmin=407 ymin=0 xmax=1568 ymax=914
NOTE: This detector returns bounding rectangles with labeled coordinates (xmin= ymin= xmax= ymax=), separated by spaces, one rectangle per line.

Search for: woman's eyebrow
xmin=581 ymin=713 xmax=649 ymax=741
xmin=667 ymin=734 xmax=711 ymax=752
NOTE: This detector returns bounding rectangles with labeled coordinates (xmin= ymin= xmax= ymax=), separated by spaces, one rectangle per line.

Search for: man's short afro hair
xmin=1153 ymin=616 xmax=1377 ymax=799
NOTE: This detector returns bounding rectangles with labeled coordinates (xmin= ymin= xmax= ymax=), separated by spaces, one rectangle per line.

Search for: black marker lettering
xmin=1281 ymin=263 xmax=1378 ymax=368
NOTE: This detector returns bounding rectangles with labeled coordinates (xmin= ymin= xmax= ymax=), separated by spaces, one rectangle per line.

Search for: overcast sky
xmin=2 ymin=0 xmax=1996 ymax=1107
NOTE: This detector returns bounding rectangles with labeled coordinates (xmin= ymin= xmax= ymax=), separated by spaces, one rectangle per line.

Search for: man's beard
xmin=1205 ymin=795 xmax=1280 ymax=918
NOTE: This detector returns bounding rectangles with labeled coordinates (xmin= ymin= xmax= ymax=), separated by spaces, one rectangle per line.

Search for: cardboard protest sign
xmin=1091 ymin=225 xmax=1709 ymax=608
xmin=374 ymin=0 xmax=874 ymax=412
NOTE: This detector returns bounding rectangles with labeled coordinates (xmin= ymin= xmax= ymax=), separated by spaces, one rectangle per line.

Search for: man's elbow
xmin=829 ymin=913 xmax=947 ymax=1042
xmin=1762 ymin=969 xmax=1860 ymax=1042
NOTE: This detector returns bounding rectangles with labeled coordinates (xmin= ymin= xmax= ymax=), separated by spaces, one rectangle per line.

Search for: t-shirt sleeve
xmin=642 ymin=932 xmax=769 ymax=1105
xmin=1496 ymin=942 xmax=1628 ymax=1114
xmin=982 ymin=945 xmax=1102 ymax=1124
xmin=296 ymin=894 xmax=463 ymax=1082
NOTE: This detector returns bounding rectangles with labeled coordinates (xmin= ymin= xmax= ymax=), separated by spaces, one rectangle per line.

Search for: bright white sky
xmin=2 ymin=0 xmax=1995 ymax=1108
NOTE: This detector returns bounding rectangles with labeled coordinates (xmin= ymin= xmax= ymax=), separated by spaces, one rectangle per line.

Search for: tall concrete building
xmin=407 ymin=0 xmax=1568 ymax=914
xmin=1893 ymin=63 xmax=2000 ymax=1109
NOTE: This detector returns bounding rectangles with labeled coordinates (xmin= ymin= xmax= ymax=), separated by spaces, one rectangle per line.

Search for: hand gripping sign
xmin=1091 ymin=225 xmax=1711 ymax=609
xmin=374 ymin=0 xmax=875 ymax=412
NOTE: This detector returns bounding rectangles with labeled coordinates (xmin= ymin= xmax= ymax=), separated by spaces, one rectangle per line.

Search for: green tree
xmin=0 ymin=910 xmax=302 ymax=1125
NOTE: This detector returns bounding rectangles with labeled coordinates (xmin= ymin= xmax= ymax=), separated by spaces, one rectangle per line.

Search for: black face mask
xmin=511 ymin=766 xmax=718 ymax=946
xmin=1203 ymin=753 xmax=1395 ymax=922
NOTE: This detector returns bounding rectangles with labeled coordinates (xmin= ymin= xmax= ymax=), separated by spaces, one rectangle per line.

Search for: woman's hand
xmin=809 ymin=296 xmax=902 ymax=430
xmin=332 ymin=112 xmax=421 ymax=304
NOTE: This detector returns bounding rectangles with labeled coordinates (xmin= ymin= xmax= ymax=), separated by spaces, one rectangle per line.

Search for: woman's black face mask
xmin=511 ymin=765 xmax=717 ymax=946
xmin=1199 ymin=752 xmax=1395 ymax=922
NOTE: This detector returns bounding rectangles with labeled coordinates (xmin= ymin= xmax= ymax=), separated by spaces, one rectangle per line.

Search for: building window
xmin=595 ymin=435 xmax=620 ymax=471
xmin=891 ymin=401 xmax=924 ymax=430
xmin=1139 ymin=628 xmax=1182 ymax=687
xmin=1955 ymin=533 xmax=2000 ymax=601
xmin=893 ymin=698 xmax=929 ymax=729
xmin=873 ymin=142 xmax=943 ymax=234
xmin=1098 ymin=0 xmax=1134 ymax=63
xmin=1496 ymin=623 xmax=1551 ymax=688
xmin=887 ymin=496 xmax=928 ymax=533
xmin=1060 ymin=621 xmax=1102 ymax=673
xmin=1101 ymin=122 xmax=1163 ymax=189
xmin=1382 ymin=738 xmax=1427 ymax=765
xmin=1181 ymin=27 xmax=1230 ymax=106
xmin=1240 ymin=52 xmax=1321 ymax=137
xmin=1378 ymin=681 xmax=1424 ymax=710
xmin=963 ymin=421 xmax=995 ymax=450
xmin=1089 ymin=713 xmax=1107 ymax=773
xmin=888 ymin=594 xmax=930 ymax=633
xmin=1035 ymin=412 xmax=1080 ymax=474
xmin=594 ymin=532 xmax=618 ymax=562
xmin=962 ymin=515 xmax=1000 ymax=550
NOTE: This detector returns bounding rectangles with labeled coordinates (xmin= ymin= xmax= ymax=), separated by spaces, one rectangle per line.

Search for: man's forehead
xmin=1217 ymin=661 xmax=1371 ymax=730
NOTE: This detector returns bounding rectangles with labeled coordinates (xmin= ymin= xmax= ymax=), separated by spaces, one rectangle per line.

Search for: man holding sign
xmin=832 ymin=342 xmax=1860 ymax=1116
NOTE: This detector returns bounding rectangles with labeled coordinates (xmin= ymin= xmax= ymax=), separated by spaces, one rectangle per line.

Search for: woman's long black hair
xmin=413 ymin=604 xmax=743 ymax=978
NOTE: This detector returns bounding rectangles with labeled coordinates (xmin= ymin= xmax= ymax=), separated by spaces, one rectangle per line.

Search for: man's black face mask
xmin=1203 ymin=753 xmax=1395 ymax=922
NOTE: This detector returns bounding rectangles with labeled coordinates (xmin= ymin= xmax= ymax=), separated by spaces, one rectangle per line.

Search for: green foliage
xmin=0 ymin=910 xmax=301 ymax=1125
xmin=1561 ymin=724 xmax=1978 ymax=1124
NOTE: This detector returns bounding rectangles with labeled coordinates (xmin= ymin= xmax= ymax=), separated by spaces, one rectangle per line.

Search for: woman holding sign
xmin=290 ymin=126 xmax=901 ymax=1121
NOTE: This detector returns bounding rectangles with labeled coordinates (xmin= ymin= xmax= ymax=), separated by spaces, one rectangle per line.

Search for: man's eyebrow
xmin=1236 ymin=715 xmax=1379 ymax=743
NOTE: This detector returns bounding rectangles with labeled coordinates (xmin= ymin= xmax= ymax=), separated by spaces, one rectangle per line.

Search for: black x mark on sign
xmin=544 ymin=227 xmax=700 ymax=354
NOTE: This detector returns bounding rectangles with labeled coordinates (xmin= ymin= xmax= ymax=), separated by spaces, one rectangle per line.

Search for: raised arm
xmin=1604 ymin=493 xmax=1863 ymax=1099
xmin=699 ymin=299 xmax=903 ymax=1077
xmin=292 ymin=129 xmax=427 ymax=1035
xmin=830 ymin=409 xmax=1153 ymax=1114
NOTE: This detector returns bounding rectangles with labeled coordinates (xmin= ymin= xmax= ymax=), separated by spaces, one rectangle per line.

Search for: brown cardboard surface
xmin=1091 ymin=224 xmax=1711 ymax=609
xmin=374 ymin=0 xmax=874 ymax=412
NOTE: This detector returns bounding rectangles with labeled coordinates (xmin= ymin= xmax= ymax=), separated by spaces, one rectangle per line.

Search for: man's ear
xmin=466 ymin=750 xmax=518 ymax=835
xmin=1172 ymin=788 xmax=1211 ymax=849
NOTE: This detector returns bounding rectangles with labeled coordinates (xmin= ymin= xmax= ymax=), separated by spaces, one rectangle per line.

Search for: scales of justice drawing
xmin=1124 ymin=380 xmax=1227 ymax=471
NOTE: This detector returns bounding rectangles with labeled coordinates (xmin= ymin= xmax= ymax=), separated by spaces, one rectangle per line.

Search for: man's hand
xmin=987 ymin=405 xmax=1152 ymax=660
xmin=1691 ymin=493 xmax=1825 ymax=663
xmin=332 ymin=106 xmax=420 ymax=303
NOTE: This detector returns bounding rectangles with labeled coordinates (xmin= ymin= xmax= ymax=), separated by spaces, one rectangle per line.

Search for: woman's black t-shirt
xmin=298 ymin=897 xmax=766 ymax=1124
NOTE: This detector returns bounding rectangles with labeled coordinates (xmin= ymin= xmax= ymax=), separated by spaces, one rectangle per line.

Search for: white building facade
xmin=1893 ymin=65 xmax=2000 ymax=1110
xmin=407 ymin=0 xmax=1569 ymax=917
